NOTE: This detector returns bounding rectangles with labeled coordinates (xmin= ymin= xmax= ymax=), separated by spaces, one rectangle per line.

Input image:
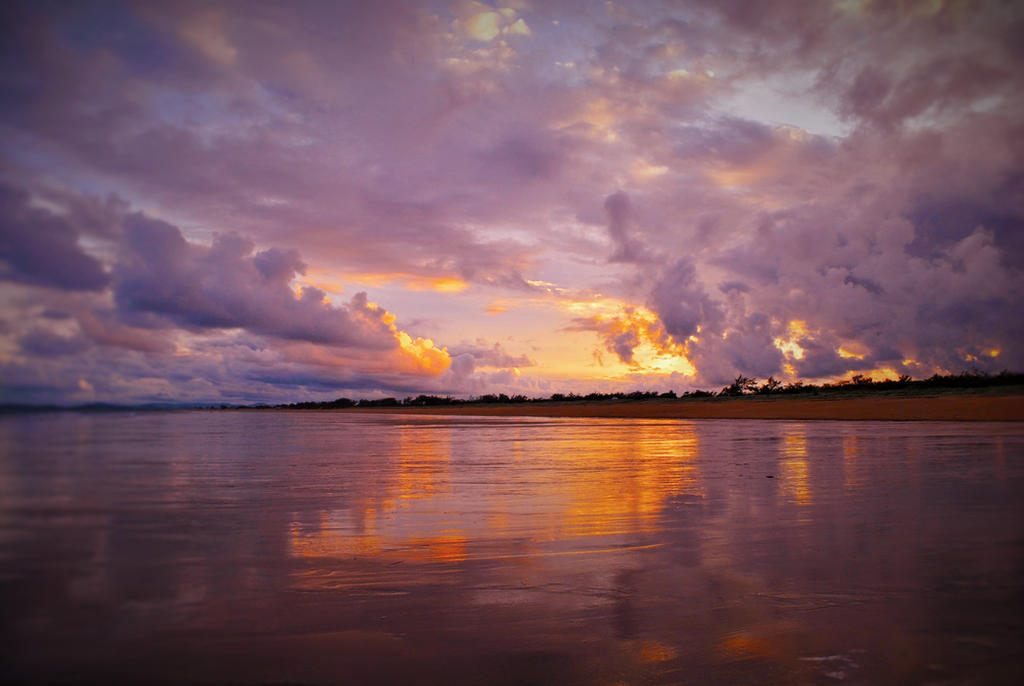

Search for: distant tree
xmin=253 ymin=369 xmax=1022 ymax=411
xmin=720 ymin=375 xmax=757 ymax=396
xmin=357 ymin=397 xmax=399 ymax=407
xmin=326 ymin=397 xmax=356 ymax=408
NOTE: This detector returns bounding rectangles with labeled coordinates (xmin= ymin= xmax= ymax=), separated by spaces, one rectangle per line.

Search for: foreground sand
xmin=349 ymin=393 xmax=1024 ymax=421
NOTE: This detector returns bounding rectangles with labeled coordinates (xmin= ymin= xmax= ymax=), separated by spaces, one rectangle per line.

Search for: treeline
xmin=268 ymin=390 xmax=680 ymax=409
xmin=253 ymin=371 xmax=1023 ymax=410
xmin=717 ymin=370 xmax=1024 ymax=397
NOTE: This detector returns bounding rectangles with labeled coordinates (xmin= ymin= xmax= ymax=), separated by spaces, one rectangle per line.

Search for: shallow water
xmin=1 ymin=411 xmax=1022 ymax=685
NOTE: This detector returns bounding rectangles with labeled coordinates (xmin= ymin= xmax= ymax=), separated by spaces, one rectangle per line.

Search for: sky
xmin=1 ymin=0 xmax=1022 ymax=405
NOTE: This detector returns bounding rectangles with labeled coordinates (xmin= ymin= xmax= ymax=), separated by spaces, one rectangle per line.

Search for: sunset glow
xmin=1 ymin=0 xmax=1020 ymax=405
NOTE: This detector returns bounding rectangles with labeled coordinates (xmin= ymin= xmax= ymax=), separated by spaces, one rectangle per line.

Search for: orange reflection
xmin=396 ymin=425 xmax=451 ymax=503
xmin=712 ymin=621 xmax=796 ymax=663
xmin=634 ymin=639 xmax=679 ymax=663
xmin=398 ymin=533 xmax=468 ymax=563
xmin=537 ymin=423 xmax=703 ymax=540
xmin=715 ymin=631 xmax=778 ymax=660
xmin=289 ymin=425 xmax=461 ymax=572
xmin=290 ymin=512 xmax=382 ymax=559
xmin=779 ymin=427 xmax=811 ymax=505
xmin=288 ymin=421 xmax=704 ymax=581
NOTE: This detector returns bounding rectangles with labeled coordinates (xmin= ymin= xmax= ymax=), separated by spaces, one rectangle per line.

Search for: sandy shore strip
xmin=344 ymin=393 xmax=1024 ymax=421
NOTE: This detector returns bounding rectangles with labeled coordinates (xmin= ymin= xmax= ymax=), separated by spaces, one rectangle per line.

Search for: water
xmin=1 ymin=411 xmax=1021 ymax=685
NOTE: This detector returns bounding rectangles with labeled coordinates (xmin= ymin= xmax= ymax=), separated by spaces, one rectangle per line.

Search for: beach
xmin=4 ymin=411 xmax=1022 ymax=684
xmin=346 ymin=391 xmax=1024 ymax=421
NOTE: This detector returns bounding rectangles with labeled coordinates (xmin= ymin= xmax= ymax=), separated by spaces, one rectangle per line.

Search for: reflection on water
xmin=1 ymin=412 xmax=1022 ymax=685
xmin=291 ymin=421 xmax=706 ymax=577
xmin=779 ymin=426 xmax=811 ymax=506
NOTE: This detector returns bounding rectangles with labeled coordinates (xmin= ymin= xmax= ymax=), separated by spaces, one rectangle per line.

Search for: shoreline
xmin=336 ymin=393 xmax=1024 ymax=421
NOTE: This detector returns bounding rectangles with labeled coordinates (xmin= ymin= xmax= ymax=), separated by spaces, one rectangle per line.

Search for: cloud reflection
xmin=288 ymin=419 xmax=703 ymax=582
xmin=3 ymin=414 xmax=1024 ymax=683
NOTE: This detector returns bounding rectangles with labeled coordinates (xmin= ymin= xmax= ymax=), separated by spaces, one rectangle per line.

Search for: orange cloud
xmin=564 ymin=302 xmax=696 ymax=377
xmin=276 ymin=295 xmax=451 ymax=377
xmin=395 ymin=332 xmax=450 ymax=374
xmin=773 ymin=320 xmax=808 ymax=360
xmin=343 ymin=271 xmax=469 ymax=293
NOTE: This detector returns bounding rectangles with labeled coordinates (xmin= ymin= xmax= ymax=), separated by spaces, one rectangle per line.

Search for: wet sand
xmin=350 ymin=392 xmax=1024 ymax=421
xmin=3 ymin=412 xmax=1023 ymax=685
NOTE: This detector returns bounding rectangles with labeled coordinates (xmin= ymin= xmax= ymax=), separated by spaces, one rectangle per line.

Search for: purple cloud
xmin=449 ymin=341 xmax=535 ymax=369
xmin=114 ymin=214 xmax=397 ymax=349
xmin=18 ymin=328 xmax=90 ymax=358
xmin=649 ymin=259 xmax=722 ymax=343
xmin=1 ymin=0 xmax=1022 ymax=403
xmin=605 ymin=191 xmax=653 ymax=263
xmin=0 ymin=185 xmax=109 ymax=291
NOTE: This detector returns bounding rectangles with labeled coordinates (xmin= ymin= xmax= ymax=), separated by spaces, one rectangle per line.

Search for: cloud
xmin=449 ymin=340 xmax=534 ymax=369
xmin=17 ymin=328 xmax=90 ymax=358
xmin=75 ymin=308 xmax=176 ymax=354
xmin=566 ymin=312 xmax=645 ymax=364
xmin=0 ymin=194 xmax=460 ymax=403
xmin=688 ymin=313 xmax=785 ymax=386
xmin=113 ymin=213 xmax=399 ymax=349
xmin=453 ymin=2 xmax=531 ymax=42
xmin=1 ymin=0 xmax=1022 ymax=402
xmin=649 ymin=259 xmax=722 ymax=343
xmin=0 ymin=185 xmax=110 ymax=291
xmin=563 ymin=304 xmax=694 ymax=377
xmin=605 ymin=191 xmax=652 ymax=263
